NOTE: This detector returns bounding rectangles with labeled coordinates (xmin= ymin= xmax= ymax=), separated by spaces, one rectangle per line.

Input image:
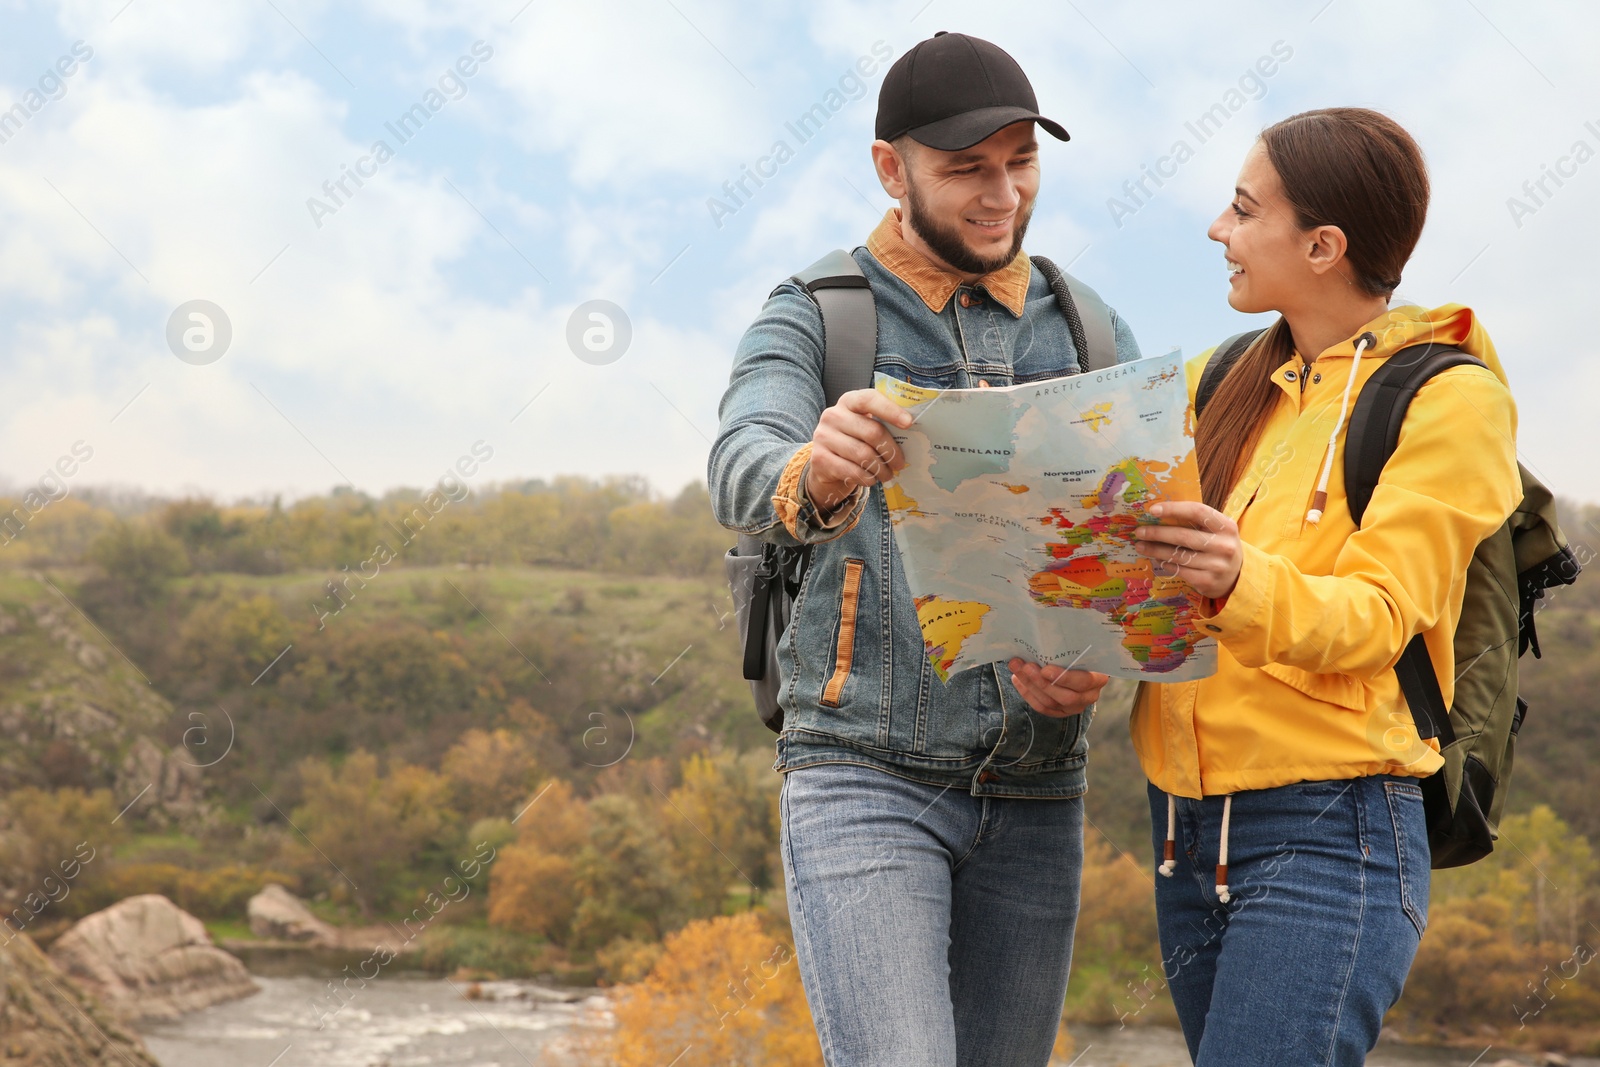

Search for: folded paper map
xmin=877 ymin=349 xmax=1218 ymax=683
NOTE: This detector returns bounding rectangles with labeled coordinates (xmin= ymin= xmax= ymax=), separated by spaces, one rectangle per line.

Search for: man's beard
xmin=904 ymin=176 xmax=1032 ymax=277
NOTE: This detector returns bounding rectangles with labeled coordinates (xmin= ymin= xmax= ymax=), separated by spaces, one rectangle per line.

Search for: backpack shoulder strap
xmin=1342 ymin=341 xmax=1486 ymax=748
xmin=1343 ymin=343 xmax=1485 ymax=527
xmin=793 ymin=249 xmax=877 ymax=406
xmin=1031 ymin=256 xmax=1117 ymax=372
xmin=1193 ymin=328 xmax=1267 ymax=419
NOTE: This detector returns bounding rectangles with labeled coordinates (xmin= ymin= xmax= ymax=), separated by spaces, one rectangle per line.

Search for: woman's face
xmin=1207 ymin=141 xmax=1310 ymax=315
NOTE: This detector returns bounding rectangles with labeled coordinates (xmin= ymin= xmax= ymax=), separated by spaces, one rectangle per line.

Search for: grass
xmin=205 ymin=918 xmax=254 ymax=943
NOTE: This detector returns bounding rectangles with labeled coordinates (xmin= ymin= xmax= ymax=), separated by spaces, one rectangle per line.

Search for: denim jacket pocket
xmin=820 ymin=558 xmax=866 ymax=707
xmin=874 ymin=355 xmax=966 ymax=391
xmin=1383 ymin=779 xmax=1429 ymax=939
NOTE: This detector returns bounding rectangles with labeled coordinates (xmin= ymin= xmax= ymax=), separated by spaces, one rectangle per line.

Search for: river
xmin=140 ymin=976 xmax=1590 ymax=1066
xmin=139 ymin=975 xmax=603 ymax=1066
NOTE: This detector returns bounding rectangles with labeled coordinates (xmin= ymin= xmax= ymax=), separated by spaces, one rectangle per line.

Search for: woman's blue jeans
xmin=1149 ymin=776 xmax=1430 ymax=1066
xmin=781 ymin=761 xmax=1083 ymax=1067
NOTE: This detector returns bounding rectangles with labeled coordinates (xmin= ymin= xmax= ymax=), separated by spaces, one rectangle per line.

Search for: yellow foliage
xmin=594 ymin=936 xmax=663 ymax=985
xmin=1434 ymin=805 xmax=1598 ymax=947
xmin=487 ymin=780 xmax=588 ymax=938
xmin=662 ymin=752 xmax=780 ymax=913
xmin=1398 ymin=896 xmax=1532 ymax=1029
xmin=607 ymin=912 xmax=821 ymax=1067
xmin=442 ymin=728 xmax=540 ymax=821
xmin=1391 ymin=806 xmax=1600 ymax=1038
xmin=1075 ymin=830 xmax=1161 ymax=965
xmin=167 ymin=593 xmax=296 ymax=687
xmin=0 ymin=788 xmax=123 ymax=903
xmin=1051 ymin=1023 xmax=1075 ymax=1063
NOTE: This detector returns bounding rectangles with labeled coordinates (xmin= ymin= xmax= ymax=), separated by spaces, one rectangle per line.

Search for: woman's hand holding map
xmin=1132 ymin=501 xmax=1244 ymax=601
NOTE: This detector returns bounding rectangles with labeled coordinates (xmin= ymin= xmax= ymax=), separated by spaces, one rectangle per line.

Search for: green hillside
xmin=0 ymin=480 xmax=1595 ymax=1050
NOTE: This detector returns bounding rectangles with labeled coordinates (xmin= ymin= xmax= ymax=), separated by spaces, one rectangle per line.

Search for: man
xmin=708 ymin=31 xmax=1141 ymax=1067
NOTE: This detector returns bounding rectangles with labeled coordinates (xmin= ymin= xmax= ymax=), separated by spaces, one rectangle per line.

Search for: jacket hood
xmin=1315 ymin=303 xmax=1510 ymax=389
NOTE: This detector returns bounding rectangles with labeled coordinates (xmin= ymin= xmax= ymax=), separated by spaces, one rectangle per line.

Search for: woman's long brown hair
xmin=1196 ymin=108 xmax=1431 ymax=511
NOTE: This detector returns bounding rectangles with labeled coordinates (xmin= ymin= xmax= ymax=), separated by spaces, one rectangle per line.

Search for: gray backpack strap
xmin=1194 ymin=328 xmax=1268 ymax=419
xmin=1031 ymin=255 xmax=1117 ymax=372
xmin=726 ymin=250 xmax=876 ymax=736
xmin=793 ymin=249 xmax=877 ymax=404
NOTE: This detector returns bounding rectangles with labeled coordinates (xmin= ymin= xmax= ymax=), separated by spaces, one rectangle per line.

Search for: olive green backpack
xmin=1198 ymin=330 xmax=1582 ymax=868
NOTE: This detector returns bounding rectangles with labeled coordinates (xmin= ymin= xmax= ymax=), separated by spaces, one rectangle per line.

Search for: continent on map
xmin=915 ymin=595 xmax=991 ymax=683
xmin=1111 ymin=576 xmax=1204 ymax=673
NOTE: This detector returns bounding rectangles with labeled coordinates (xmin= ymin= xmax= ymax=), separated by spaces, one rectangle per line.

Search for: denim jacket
xmin=709 ymin=211 xmax=1142 ymax=798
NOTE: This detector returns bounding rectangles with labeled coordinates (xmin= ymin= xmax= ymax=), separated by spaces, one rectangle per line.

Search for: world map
xmin=877 ymin=349 xmax=1217 ymax=684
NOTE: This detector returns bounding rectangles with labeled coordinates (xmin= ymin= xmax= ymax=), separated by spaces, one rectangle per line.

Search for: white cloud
xmin=0 ymin=0 xmax=1596 ymax=509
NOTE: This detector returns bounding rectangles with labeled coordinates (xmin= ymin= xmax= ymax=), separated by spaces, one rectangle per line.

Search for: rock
xmin=47 ymin=894 xmax=258 ymax=1021
xmin=459 ymin=979 xmax=586 ymax=1003
xmin=115 ymin=736 xmax=205 ymax=828
xmin=0 ymin=929 xmax=161 ymax=1065
xmin=248 ymin=884 xmax=339 ymax=945
xmin=1538 ymin=1055 xmax=1572 ymax=1067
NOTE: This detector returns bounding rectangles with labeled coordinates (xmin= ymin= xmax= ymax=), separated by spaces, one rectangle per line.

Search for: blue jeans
xmin=781 ymin=761 xmax=1083 ymax=1066
xmin=1148 ymin=777 xmax=1429 ymax=1066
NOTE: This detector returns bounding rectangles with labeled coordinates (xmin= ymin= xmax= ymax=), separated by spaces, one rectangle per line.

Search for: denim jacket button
xmin=959 ymin=291 xmax=974 ymax=308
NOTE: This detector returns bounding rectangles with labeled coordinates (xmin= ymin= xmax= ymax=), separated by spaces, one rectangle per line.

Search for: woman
xmin=1128 ymin=107 xmax=1521 ymax=1065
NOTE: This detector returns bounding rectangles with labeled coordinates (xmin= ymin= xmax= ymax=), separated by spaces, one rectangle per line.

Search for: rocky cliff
xmin=0 ymin=928 xmax=159 ymax=1066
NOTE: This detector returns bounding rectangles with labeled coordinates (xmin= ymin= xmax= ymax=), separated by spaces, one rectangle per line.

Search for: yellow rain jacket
xmin=1131 ymin=304 xmax=1520 ymax=797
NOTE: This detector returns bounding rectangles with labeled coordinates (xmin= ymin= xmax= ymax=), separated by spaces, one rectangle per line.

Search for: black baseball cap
xmin=875 ymin=32 xmax=1069 ymax=151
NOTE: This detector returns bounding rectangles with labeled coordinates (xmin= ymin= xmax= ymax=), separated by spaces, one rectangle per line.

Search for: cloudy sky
xmin=2 ymin=0 xmax=1597 ymax=507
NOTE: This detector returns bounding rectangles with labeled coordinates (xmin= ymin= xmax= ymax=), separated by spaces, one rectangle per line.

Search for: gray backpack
xmin=723 ymin=249 xmax=1120 ymax=732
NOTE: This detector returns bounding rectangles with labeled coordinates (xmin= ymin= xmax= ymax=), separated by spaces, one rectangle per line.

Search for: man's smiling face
xmin=880 ymin=121 xmax=1040 ymax=279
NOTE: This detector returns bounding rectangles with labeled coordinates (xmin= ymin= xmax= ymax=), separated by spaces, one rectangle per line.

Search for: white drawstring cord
xmin=1159 ymin=793 xmax=1177 ymax=877
xmin=1306 ymin=331 xmax=1376 ymax=525
xmin=1215 ymin=794 xmax=1234 ymax=903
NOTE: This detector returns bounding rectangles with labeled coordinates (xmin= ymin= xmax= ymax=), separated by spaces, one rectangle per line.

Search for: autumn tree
xmin=662 ymin=751 xmax=779 ymax=914
xmin=288 ymin=751 xmax=455 ymax=915
xmin=1392 ymin=806 xmax=1600 ymax=1036
xmin=607 ymin=911 xmax=821 ymax=1067
xmin=86 ymin=520 xmax=189 ymax=602
xmin=1433 ymin=805 xmax=1598 ymax=947
xmin=0 ymin=788 xmax=122 ymax=909
xmin=441 ymin=728 xmax=540 ymax=823
xmin=570 ymin=793 xmax=683 ymax=950
xmin=172 ymin=594 xmax=295 ymax=688
xmin=1397 ymin=895 xmax=1533 ymax=1030
xmin=487 ymin=779 xmax=589 ymax=941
